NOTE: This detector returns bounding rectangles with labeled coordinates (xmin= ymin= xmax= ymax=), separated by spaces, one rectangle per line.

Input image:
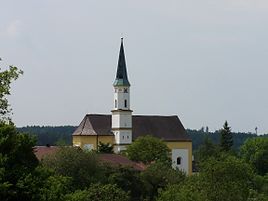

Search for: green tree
xmin=157 ymin=183 xmax=206 ymax=201
xmin=65 ymin=183 xmax=129 ymax=201
xmin=157 ymin=155 xmax=268 ymax=201
xmin=140 ymin=162 xmax=185 ymax=201
xmin=194 ymin=135 xmax=220 ymax=162
xmin=105 ymin=166 xmax=143 ymax=201
xmin=199 ymin=154 xmax=254 ymax=201
xmin=220 ymin=121 xmax=233 ymax=151
xmin=0 ymin=64 xmax=23 ymax=122
xmin=42 ymin=147 xmax=101 ymax=189
xmin=253 ymin=174 xmax=268 ymax=198
xmin=98 ymin=142 xmax=114 ymax=153
xmin=240 ymin=137 xmax=268 ymax=175
xmin=17 ymin=166 xmax=71 ymax=201
xmin=0 ymin=124 xmax=39 ymax=200
xmin=126 ymin=135 xmax=170 ymax=164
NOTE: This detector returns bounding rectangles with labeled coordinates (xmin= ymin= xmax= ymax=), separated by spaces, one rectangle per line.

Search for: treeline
xmin=17 ymin=126 xmax=75 ymax=145
xmin=17 ymin=126 xmax=267 ymax=150
xmin=187 ymin=129 xmax=267 ymax=150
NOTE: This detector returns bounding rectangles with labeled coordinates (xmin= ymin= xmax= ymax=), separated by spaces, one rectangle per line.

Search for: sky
xmin=0 ymin=0 xmax=268 ymax=134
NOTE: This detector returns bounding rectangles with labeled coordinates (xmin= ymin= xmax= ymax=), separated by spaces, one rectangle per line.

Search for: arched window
xmin=124 ymin=99 xmax=127 ymax=108
xmin=115 ymin=100 xmax=117 ymax=108
xmin=177 ymin=157 xmax=182 ymax=165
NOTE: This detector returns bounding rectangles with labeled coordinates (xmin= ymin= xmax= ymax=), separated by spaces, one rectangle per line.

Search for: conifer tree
xmin=220 ymin=121 xmax=233 ymax=151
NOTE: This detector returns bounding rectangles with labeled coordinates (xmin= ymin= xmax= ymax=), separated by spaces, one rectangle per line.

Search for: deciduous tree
xmin=240 ymin=137 xmax=268 ymax=175
xmin=42 ymin=147 xmax=101 ymax=189
xmin=0 ymin=64 xmax=23 ymax=122
xmin=65 ymin=183 xmax=129 ymax=201
xmin=126 ymin=135 xmax=170 ymax=164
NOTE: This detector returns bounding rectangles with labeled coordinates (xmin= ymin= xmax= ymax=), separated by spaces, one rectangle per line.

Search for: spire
xmin=113 ymin=38 xmax=130 ymax=86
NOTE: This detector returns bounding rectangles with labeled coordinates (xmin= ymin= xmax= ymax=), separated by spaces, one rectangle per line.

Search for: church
xmin=72 ymin=38 xmax=192 ymax=174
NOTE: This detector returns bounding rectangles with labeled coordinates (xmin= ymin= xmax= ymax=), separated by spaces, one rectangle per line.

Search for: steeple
xmin=113 ymin=38 xmax=130 ymax=87
xmin=112 ymin=38 xmax=132 ymax=153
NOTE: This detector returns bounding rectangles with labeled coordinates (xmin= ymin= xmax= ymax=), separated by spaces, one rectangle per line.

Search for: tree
xmin=240 ymin=137 xmax=268 ymax=175
xmin=194 ymin=135 xmax=220 ymax=162
xmin=220 ymin=121 xmax=233 ymax=151
xmin=0 ymin=124 xmax=39 ymax=200
xmin=0 ymin=64 xmax=23 ymax=122
xmin=157 ymin=183 xmax=206 ymax=201
xmin=199 ymin=154 xmax=254 ymax=201
xmin=42 ymin=147 xmax=101 ymax=189
xmin=98 ymin=142 xmax=114 ymax=153
xmin=64 ymin=183 xmax=129 ymax=201
xmin=126 ymin=135 xmax=170 ymax=164
xmin=140 ymin=162 xmax=185 ymax=200
xmin=16 ymin=166 xmax=71 ymax=201
xmin=105 ymin=166 xmax=143 ymax=201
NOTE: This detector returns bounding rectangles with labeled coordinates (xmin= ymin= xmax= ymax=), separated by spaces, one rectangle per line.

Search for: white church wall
xmin=172 ymin=149 xmax=189 ymax=174
xmin=113 ymin=130 xmax=132 ymax=144
xmin=112 ymin=113 xmax=132 ymax=128
xmin=114 ymin=87 xmax=130 ymax=110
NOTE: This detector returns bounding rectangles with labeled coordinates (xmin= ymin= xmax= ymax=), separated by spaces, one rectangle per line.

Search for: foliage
xmin=17 ymin=165 xmax=71 ymax=201
xmin=240 ymin=137 xmax=268 ymax=175
xmin=187 ymin=128 xmax=262 ymax=151
xmin=253 ymin=174 xmax=268 ymax=197
xmin=199 ymin=154 xmax=254 ymax=201
xmin=0 ymin=123 xmax=38 ymax=200
xmin=42 ymin=147 xmax=101 ymax=189
xmin=157 ymin=183 xmax=206 ymax=201
xmin=17 ymin=126 xmax=75 ymax=145
xmin=98 ymin=142 xmax=114 ymax=153
xmin=104 ymin=165 xmax=143 ymax=201
xmin=0 ymin=65 xmax=23 ymax=121
xmin=194 ymin=135 xmax=220 ymax=162
xmin=126 ymin=135 xmax=170 ymax=164
xmin=140 ymin=162 xmax=186 ymax=200
xmin=65 ymin=183 xmax=129 ymax=201
xmin=220 ymin=121 xmax=233 ymax=151
xmin=0 ymin=127 xmax=38 ymax=181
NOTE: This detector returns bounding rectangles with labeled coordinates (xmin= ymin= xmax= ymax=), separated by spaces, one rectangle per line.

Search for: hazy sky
xmin=1 ymin=0 xmax=268 ymax=133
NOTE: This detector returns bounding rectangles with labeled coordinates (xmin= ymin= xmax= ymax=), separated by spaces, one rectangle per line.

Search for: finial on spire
xmin=121 ymin=37 xmax=123 ymax=42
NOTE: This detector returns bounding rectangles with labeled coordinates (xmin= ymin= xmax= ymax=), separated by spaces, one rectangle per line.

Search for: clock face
xmin=124 ymin=88 xmax=128 ymax=93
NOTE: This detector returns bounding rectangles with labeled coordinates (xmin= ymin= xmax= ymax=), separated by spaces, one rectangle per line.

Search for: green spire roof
xmin=113 ymin=38 xmax=130 ymax=87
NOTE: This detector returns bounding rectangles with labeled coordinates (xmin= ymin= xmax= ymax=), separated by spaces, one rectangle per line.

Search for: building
xmin=72 ymin=38 xmax=192 ymax=174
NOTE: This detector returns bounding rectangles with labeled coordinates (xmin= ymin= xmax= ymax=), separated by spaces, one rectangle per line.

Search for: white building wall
xmin=172 ymin=149 xmax=189 ymax=174
xmin=113 ymin=130 xmax=132 ymax=144
xmin=112 ymin=85 xmax=132 ymax=148
xmin=112 ymin=113 xmax=132 ymax=128
xmin=114 ymin=87 xmax=130 ymax=110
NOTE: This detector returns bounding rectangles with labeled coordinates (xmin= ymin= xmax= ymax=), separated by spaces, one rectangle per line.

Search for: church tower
xmin=112 ymin=38 xmax=132 ymax=152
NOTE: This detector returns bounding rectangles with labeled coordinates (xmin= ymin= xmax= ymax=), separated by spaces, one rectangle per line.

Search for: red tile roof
xmin=34 ymin=147 xmax=146 ymax=171
xmin=34 ymin=146 xmax=59 ymax=160
xmin=98 ymin=154 xmax=146 ymax=171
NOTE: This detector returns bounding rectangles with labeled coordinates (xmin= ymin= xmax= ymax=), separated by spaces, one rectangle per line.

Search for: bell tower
xmin=112 ymin=38 xmax=132 ymax=152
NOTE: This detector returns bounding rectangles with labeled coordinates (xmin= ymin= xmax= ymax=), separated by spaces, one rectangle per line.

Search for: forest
xmin=18 ymin=125 xmax=267 ymax=150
